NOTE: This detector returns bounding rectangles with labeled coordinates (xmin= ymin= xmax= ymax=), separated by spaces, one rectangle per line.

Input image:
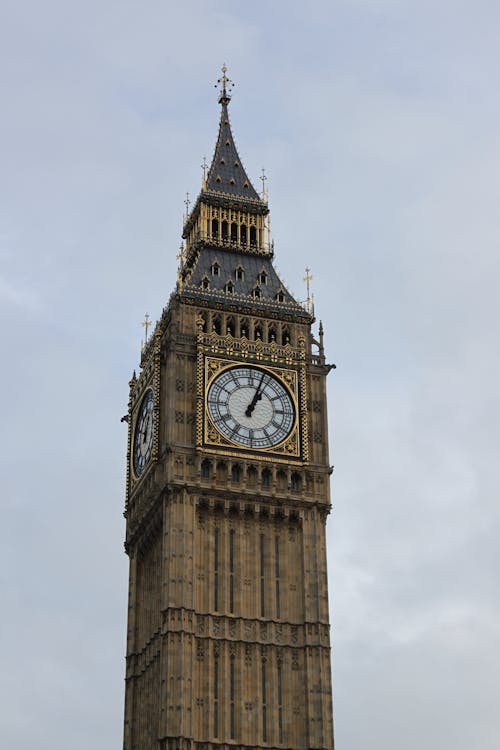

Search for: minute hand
xmin=245 ymin=373 xmax=266 ymax=417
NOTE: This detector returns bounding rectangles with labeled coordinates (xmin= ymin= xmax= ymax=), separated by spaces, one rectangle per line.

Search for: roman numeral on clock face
xmin=207 ymin=365 xmax=296 ymax=450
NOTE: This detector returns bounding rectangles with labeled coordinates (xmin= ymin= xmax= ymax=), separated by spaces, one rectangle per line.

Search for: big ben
xmin=123 ymin=67 xmax=335 ymax=750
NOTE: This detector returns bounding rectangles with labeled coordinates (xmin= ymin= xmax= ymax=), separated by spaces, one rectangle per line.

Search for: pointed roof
xmin=205 ymin=69 xmax=260 ymax=201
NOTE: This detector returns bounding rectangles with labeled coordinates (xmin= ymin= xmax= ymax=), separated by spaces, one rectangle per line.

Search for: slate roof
xmin=205 ymin=103 xmax=261 ymax=201
xmin=180 ymin=245 xmax=311 ymax=320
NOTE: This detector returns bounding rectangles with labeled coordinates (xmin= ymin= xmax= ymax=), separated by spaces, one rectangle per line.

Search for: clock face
xmin=133 ymin=390 xmax=154 ymax=477
xmin=207 ymin=365 xmax=295 ymax=450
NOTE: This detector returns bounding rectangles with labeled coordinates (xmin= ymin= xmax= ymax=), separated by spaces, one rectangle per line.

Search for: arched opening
xmin=240 ymin=224 xmax=247 ymax=245
xmin=282 ymin=327 xmax=291 ymax=345
xmin=254 ymin=322 xmax=263 ymax=340
xmin=269 ymin=324 xmax=277 ymax=342
xmin=231 ymin=223 xmax=238 ymax=242
xmin=240 ymin=319 xmax=249 ymax=338
xmin=213 ymin=315 xmax=222 ymax=335
xmin=221 ymin=221 xmax=228 ymax=241
xmin=291 ymin=472 xmax=302 ymax=493
xmin=226 ymin=281 xmax=234 ymax=295
xmin=235 ymin=266 xmax=244 ymax=281
xmin=200 ymin=313 xmax=208 ymax=332
xmin=250 ymin=226 xmax=257 ymax=247
xmin=201 ymin=277 xmax=209 ymax=290
xmin=211 ymin=219 xmax=219 ymax=239
xmin=247 ymin=466 xmax=257 ymax=487
xmin=231 ymin=464 xmax=242 ymax=483
xmin=201 ymin=459 xmax=211 ymax=479
xmin=216 ymin=461 xmax=227 ymax=482
xmin=262 ymin=468 xmax=271 ymax=488
xmin=226 ymin=317 xmax=235 ymax=336
xmin=277 ymin=470 xmax=287 ymax=491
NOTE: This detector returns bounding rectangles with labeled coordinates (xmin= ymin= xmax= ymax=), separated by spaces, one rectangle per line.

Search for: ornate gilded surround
xmin=196 ymin=318 xmax=309 ymax=463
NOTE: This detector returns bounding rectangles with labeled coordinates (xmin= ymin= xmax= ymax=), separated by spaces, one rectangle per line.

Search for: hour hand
xmin=245 ymin=374 xmax=265 ymax=417
xmin=245 ymin=391 xmax=261 ymax=417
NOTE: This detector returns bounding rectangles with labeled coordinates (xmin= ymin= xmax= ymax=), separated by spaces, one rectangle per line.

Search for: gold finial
xmin=141 ymin=313 xmax=151 ymax=351
xmin=303 ymin=267 xmax=314 ymax=314
xmin=201 ymin=156 xmax=208 ymax=188
xmin=215 ymin=63 xmax=234 ymax=104
xmin=176 ymin=242 xmax=186 ymax=288
xmin=184 ymin=191 xmax=191 ymax=221
xmin=176 ymin=241 xmax=186 ymax=266
xmin=260 ymin=168 xmax=268 ymax=201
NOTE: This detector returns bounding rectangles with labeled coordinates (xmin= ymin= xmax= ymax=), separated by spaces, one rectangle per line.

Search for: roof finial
xmin=201 ymin=156 xmax=208 ymax=185
xmin=141 ymin=313 xmax=151 ymax=351
xmin=303 ymin=267 xmax=314 ymax=314
xmin=215 ymin=63 xmax=234 ymax=105
xmin=260 ymin=168 xmax=268 ymax=201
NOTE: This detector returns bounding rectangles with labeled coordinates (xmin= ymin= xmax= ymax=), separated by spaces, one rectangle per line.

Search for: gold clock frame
xmin=196 ymin=322 xmax=309 ymax=462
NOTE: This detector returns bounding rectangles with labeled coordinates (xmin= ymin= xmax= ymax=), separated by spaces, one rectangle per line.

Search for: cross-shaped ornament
xmin=260 ymin=168 xmax=268 ymax=199
xmin=176 ymin=241 xmax=186 ymax=266
xmin=303 ymin=267 xmax=313 ymax=313
xmin=141 ymin=313 xmax=151 ymax=347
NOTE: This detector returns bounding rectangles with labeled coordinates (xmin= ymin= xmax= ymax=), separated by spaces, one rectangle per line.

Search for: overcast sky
xmin=1 ymin=1 xmax=499 ymax=748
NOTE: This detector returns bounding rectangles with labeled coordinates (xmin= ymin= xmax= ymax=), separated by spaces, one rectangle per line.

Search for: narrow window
xmin=214 ymin=528 xmax=219 ymax=612
xmin=262 ymin=468 xmax=271 ymax=488
xmin=201 ymin=459 xmax=210 ymax=479
xmin=275 ymin=536 xmax=280 ymax=619
xmin=255 ymin=323 xmax=263 ymax=340
xmin=214 ymin=652 xmax=219 ymax=737
xmin=291 ymin=472 xmax=302 ymax=492
xmin=230 ymin=656 xmax=235 ymax=739
xmin=240 ymin=224 xmax=247 ymax=245
xmin=250 ymin=226 xmax=257 ymax=246
xmin=231 ymin=223 xmax=238 ymax=242
xmin=235 ymin=266 xmax=244 ymax=281
xmin=212 ymin=262 xmax=220 ymax=277
xmin=212 ymin=219 xmax=219 ymax=239
xmin=221 ymin=220 xmax=228 ymax=240
xmin=262 ymin=660 xmax=267 ymax=742
xmin=278 ymin=660 xmax=283 ymax=744
xmin=260 ymin=534 xmax=265 ymax=618
xmin=259 ymin=270 xmax=267 ymax=284
xmin=213 ymin=316 xmax=222 ymax=335
xmin=229 ymin=529 xmax=235 ymax=614
xmin=253 ymin=287 xmax=261 ymax=300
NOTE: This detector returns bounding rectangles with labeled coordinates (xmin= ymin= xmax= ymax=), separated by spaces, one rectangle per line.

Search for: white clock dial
xmin=133 ymin=390 xmax=154 ymax=477
xmin=207 ymin=365 xmax=295 ymax=449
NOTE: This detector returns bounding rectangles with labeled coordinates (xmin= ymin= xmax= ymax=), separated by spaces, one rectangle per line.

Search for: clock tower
xmin=123 ymin=68 xmax=335 ymax=750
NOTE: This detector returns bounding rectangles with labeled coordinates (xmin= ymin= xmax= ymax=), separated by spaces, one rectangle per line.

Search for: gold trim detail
xmin=201 ymin=355 xmax=304 ymax=461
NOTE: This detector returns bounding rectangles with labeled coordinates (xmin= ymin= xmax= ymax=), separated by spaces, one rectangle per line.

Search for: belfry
xmin=123 ymin=67 xmax=335 ymax=750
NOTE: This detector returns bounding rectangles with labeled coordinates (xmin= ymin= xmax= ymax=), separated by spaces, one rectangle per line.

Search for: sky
xmin=1 ymin=1 xmax=499 ymax=748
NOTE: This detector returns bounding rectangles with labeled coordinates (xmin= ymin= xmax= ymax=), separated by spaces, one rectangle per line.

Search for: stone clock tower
xmin=123 ymin=68 xmax=335 ymax=750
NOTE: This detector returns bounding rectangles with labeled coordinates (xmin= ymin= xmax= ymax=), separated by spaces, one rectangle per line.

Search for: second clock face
xmin=207 ymin=365 xmax=295 ymax=450
xmin=133 ymin=389 xmax=154 ymax=477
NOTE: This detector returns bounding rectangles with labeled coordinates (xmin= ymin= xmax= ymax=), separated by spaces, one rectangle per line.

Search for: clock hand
xmin=245 ymin=372 xmax=266 ymax=417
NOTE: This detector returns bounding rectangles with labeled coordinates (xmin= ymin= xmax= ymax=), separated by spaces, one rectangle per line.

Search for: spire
xmin=205 ymin=65 xmax=261 ymax=201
